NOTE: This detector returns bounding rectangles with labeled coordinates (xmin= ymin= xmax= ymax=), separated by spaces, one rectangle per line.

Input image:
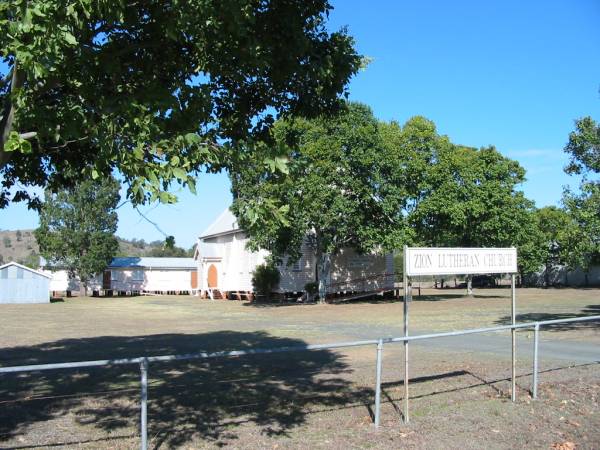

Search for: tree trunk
xmin=518 ymin=271 xmax=524 ymax=288
xmin=79 ymin=281 xmax=88 ymax=297
xmin=1 ymin=63 xmax=25 ymax=166
xmin=543 ymin=262 xmax=550 ymax=287
xmin=466 ymin=275 xmax=473 ymax=296
xmin=313 ymin=231 xmax=332 ymax=304
xmin=317 ymin=253 xmax=331 ymax=304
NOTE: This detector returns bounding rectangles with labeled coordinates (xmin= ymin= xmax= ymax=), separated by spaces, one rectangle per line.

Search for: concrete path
xmin=276 ymin=318 xmax=600 ymax=364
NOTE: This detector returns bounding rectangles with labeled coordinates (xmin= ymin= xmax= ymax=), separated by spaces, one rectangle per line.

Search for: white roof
xmin=109 ymin=257 xmax=196 ymax=269
xmin=0 ymin=261 xmax=52 ymax=279
xmin=41 ymin=257 xmax=196 ymax=270
xmin=200 ymin=208 xmax=240 ymax=238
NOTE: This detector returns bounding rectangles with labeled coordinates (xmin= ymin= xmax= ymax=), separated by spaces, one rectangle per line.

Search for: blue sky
xmin=1 ymin=0 xmax=599 ymax=248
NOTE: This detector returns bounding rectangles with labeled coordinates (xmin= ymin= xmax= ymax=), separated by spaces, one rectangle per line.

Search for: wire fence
xmin=1 ymin=315 xmax=599 ymax=450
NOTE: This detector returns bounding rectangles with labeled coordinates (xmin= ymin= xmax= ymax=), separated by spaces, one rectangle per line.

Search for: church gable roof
xmin=199 ymin=208 xmax=240 ymax=239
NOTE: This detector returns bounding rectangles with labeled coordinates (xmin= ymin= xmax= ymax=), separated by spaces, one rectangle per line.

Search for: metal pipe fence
xmin=1 ymin=315 xmax=599 ymax=450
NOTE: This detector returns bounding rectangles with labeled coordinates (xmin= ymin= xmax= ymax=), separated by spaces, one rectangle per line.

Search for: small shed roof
xmin=109 ymin=257 xmax=196 ymax=269
xmin=0 ymin=262 xmax=52 ymax=279
xmin=200 ymin=208 xmax=239 ymax=239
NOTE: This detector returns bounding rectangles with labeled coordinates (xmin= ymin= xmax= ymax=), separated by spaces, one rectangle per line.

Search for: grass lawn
xmin=0 ymin=288 xmax=598 ymax=449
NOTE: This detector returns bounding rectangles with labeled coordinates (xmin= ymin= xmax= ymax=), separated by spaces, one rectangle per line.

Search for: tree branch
xmin=19 ymin=131 xmax=37 ymax=140
xmin=46 ymin=136 xmax=88 ymax=150
xmin=1 ymin=62 xmax=25 ymax=167
xmin=135 ymin=206 xmax=168 ymax=237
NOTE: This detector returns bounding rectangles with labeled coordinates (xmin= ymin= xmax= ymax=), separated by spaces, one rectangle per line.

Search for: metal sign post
xmin=402 ymin=245 xmax=410 ymax=423
xmin=511 ymin=273 xmax=516 ymax=402
xmin=402 ymin=246 xmax=519 ymax=421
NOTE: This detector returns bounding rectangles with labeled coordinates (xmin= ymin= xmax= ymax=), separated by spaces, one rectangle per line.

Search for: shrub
xmin=304 ymin=281 xmax=318 ymax=294
xmin=252 ymin=263 xmax=280 ymax=301
xmin=304 ymin=281 xmax=318 ymax=302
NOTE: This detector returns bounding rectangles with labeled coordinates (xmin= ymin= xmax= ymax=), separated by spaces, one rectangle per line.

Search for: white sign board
xmin=405 ymin=247 xmax=517 ymax=276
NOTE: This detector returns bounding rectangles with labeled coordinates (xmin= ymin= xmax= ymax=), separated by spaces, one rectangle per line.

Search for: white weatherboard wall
xmin=41 ymin=269 xmax=81 ymax=292
xmin=196 ymin=208 xmax=395 ymax=295
xmin=405 ymin=247 xmax=518 ymax=276
xmin=96 ymin=269 xmax=194 ymax=292
xmin=199 ymin=232 xmax=269 ymax=292
xmin=43 ymin=258 xmax=197 ymax=293
xmin=198 ymin=231 xmax=394 ymax=293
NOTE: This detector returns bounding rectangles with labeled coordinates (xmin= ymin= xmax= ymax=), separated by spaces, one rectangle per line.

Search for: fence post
xmin=532 ymin=323 xmax=539 ymax=399
xmin=374 ymin=339 xmax=383 ymax=428
xmin=140 ymin=358 xmax=149 ymax=450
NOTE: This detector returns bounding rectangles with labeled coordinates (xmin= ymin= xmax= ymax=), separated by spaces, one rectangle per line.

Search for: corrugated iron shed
xmin=0 ymin=262 xmax=51 ymax=304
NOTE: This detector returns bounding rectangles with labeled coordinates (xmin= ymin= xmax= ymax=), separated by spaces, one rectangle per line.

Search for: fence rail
xmin=1 ymin=315 xmax=599 ymax=450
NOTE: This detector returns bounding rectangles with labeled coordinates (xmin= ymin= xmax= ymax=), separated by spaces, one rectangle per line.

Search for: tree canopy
xmin=564 ymin=116 xmax=600 ymax=176
xmin=562 ymin=116 xmax=600 ymax=274
xmin=400 ymin=118 xmax=543 ymax=277
xmin=0 ymin=0 xmax=361 ymax=208
xmin=34 ymin=177 xmax=120 ymax=293
xmin=232 ymin=109 xmax=549 ymax=294
xmin=231 ymin=102 xmax=412 ymax=299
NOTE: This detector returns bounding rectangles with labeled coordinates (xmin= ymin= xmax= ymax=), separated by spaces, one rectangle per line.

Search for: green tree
xmin=148 ymin=235 xmax=188 ymax=257
xmin=405 ymin=125 xmax=544 ymax=289
xmin=232 ymin=103 xmax=412 ymax=301
xmin=35 ymin=177 xmax=120 ymax=295
xmin=562 ymin=116 xmax=600 ymax=283
xmin=562 ymin=184 xmax=600 ymax=284
xmin=0 ymin=0 xmax=361 ymax=209
xmin=534 ymin=206 xmax=573 ymax=285
xmin=564 ymin=116 xmax=600 ymax=176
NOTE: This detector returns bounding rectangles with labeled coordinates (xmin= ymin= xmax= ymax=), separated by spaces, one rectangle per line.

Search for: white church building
xmin=194 ymin=208 xmax=395 ymax=300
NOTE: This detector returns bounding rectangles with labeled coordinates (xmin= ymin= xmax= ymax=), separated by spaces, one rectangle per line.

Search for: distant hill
xmin=0 ymin=230 xmax=193 ymax=267
xmin=0 ymin=230 xmax=39 ymax=267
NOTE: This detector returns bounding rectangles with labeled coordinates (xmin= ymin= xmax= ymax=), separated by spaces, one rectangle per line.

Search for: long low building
xmin=41 ymin=257 xmax=198 ymax=296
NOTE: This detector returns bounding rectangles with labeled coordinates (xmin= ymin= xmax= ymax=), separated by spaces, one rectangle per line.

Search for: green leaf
xmin=64 ymin=31 xmax=77 ymax=45
xmin=147 ymin=170 xmax=159 ymax=187
xmin=172 ymin=167 xmax=187 ymax=181
xmin=31 ymin=6 xmax=46 ymax=17
xmin=187 ymin=179 xmax=197 ymax=195
xmin=158 ymin=191 xmax=174 ymax=204
xmin=5 ymin=132 xmax=32 ymax=154
xmin=274 ymin=156 xmax=289 ymax=174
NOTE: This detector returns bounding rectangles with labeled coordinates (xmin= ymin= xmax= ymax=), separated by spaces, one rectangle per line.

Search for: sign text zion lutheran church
xmin=405 ymin=247 xmax=517 ymax=277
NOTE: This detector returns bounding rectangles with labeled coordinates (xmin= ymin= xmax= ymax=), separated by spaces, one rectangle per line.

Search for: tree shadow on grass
xmin=494 ymin=304 xmax=600 ymax=331
xmin=0 ymin=332 xmax=371 ymax=448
